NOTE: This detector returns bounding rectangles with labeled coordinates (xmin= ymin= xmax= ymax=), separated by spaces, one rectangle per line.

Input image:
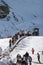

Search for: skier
xmin=37 ymin=53 xmax=41 ymax=63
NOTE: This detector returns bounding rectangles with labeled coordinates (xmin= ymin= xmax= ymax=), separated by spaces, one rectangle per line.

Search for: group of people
xmin=9 ymin=30 xmax=32 ymax=49
xmin=8 ymin=52 xmax=41 ymax=65
xmin=8 ymin=52 xmax=32 ymax=65
xmin=9 ymin=33 xmax=18 ymax=49
xmin=16 ymin=52 xmax=32 ymax=65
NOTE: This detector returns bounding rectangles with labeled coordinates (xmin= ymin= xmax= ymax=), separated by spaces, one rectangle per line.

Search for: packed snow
xmin=0 ymin=38 xmax=11 ymax=51
xmin=0 ymin=36 xmax=43 ymax=65
xmin=10 ymin=36 xmax=43 ymax=65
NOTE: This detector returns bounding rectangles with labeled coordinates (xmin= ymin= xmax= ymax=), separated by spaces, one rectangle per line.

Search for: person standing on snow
xmin=23 ymin=52 xmax=29 ymax=62
xmin=15 ymin=34 xmax=18 ymax=40
xmin=12 ymin=37 xmax=15 ymax=45
xmin=31 ymin=48 xmax=34 ymax=54
xmin=23 ymin=52 xmax=32 ymax=65
xmin=16 ymin=54 xmax=22 ymax=65
xmin=37 ymin=53 xmax=41 ymax=63
xmin=9 ymin=39 xmax=12 ymax=49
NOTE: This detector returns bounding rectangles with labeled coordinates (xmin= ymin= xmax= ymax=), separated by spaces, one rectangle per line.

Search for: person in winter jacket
xmin=23 ymin=52 xmax=32 ymax=65
xmin=15 ymin=34 xmax=18 ymax=40
xmin=9 ymin=39 xmax=12 ymax=49
xmin=16 ymin=54 xmax=22 ymax=65
xmin=12 ymin=37 xmax=16 ymax=45
xmin=37 ymin=53 xmax=41 ymax=63
xmin=23 ymin=52 xmax=29 ymax=62
xmin=31 ymin=48 xmax=34 ymax=54
xmin=16 ymin=54 xmax=22 ymax=62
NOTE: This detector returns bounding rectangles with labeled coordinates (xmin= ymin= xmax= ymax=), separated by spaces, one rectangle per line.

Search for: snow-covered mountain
xmin=0 ymin=0 xmax=43 ymax=37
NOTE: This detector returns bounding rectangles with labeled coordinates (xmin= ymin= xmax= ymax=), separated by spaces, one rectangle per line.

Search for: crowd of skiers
xmin=9 ymin=30 xmax=32 ymax=49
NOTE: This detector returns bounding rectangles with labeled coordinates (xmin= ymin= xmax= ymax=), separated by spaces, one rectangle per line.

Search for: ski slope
xmin=0 ymin=0 xmax=43 ymax=37
xmin=10 ymin=36 xmax=43 ymax=65
xmin=0 ymin=36 xmax=43 ymax=65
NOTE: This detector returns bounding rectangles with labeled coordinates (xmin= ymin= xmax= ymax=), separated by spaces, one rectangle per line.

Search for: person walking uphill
xmin=37 ymin=53 xmax=41 ymax=63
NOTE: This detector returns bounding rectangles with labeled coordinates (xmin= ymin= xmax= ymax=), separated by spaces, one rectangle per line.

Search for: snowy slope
xmin=10 ymin=36 xmax=43 ymax=63
xmin=0 ymin=36 xmax=43 ymax=65
xmin=10 ymin=36 xmax=43 ymax=58
xmin=0 ymin=0 xmax=43 ymax=37
xmin=0 ymin=38 xmax=11 ymax=51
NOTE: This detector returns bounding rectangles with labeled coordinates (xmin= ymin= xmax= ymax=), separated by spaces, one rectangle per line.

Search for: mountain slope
xmin=0 ymin=0 xmax=43 ymax=37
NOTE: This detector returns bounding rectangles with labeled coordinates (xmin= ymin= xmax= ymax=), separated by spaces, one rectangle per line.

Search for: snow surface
xmin=0 ymin=0 xmax=43 ymax=37
xmin=10 ymin=36 xmax=43 ymax=65
xmin=0 ymin=36 xmax=43 ymax=65
xmin=0 ymin=38 xmax=11 ymax=51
